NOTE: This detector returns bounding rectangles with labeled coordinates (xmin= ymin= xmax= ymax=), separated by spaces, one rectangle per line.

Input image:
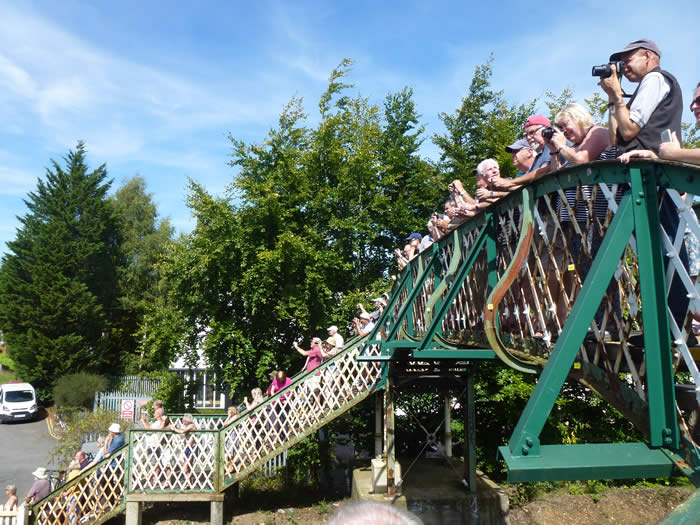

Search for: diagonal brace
xmin=508 ymin=193 xmax=635 ymax=457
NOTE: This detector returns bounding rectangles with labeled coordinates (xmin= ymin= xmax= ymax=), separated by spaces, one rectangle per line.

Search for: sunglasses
xmin=691 ymin=96 xmax=700 ymax=111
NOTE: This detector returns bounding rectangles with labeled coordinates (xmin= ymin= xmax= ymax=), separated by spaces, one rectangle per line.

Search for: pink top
xmin=306 ymin=346 xmax=323 ymax=372
xmin=271 ymin=377 xmax=293 ymax=400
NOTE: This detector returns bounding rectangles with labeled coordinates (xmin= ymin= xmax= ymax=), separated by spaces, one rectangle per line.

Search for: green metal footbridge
xmin=30 ymin=159 xmax=700 ymax=523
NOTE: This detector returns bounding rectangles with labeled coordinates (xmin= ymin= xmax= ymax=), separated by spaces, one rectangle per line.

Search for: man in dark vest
xmin=599 ymin=38 xmax=689 ymax=336
xmin=599 ymin=38 xmax=682 ymax=153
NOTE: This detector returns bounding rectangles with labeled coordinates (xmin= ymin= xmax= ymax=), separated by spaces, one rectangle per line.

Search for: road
xmin=0 ymin=412 xmax=57 ymax=499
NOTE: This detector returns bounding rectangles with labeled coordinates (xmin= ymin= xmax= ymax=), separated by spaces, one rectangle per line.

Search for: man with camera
xmin=597 ymin=39 xmax=682 ymax=154
xmin=598 ymin=38 xmax=688 ymax=333
xmin=491 ymin=115 xmax=552 ymax=192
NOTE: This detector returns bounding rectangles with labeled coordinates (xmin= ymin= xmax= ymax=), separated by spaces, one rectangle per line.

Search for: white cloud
xmin=0 ymin=166 xmax=36 ymax=196
xmin=0 ymin=54 xmax=38 ymax=99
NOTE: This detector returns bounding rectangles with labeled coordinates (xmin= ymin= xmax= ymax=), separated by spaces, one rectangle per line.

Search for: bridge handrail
xmin=32 ymin=444 xmax=128 ymax=524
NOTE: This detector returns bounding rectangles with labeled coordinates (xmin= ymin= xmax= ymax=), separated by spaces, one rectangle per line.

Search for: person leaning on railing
xmin=222 ymin=405 xmax=240 ymax=426
xmin=602 ymin=38 xmax=689 ymax=332
xmin=548 ymin=103 xmax=621 ymax=334
xmin=546 ymin=103 xmax=613 ymax=169
xmin=619 ymin=82 xmax=700 ymax=165
xmin=454 ymin=160 xmax=509 ymax=218
xmin=491 ymin=115 xmax=553 ymax=192
xmin=620 ymin=83 xmax=700 ymax=333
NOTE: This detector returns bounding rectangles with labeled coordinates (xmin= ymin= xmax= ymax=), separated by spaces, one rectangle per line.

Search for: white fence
xmin=93 ymin=392 xmax=153 ymax=422
xmin=0 ymin=510 xmax=17 ymax=525
xmin=93 ymin=376 xmax=161 ymax=422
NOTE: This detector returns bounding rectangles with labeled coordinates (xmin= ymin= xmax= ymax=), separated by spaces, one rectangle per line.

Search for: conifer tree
xmin=0 ymin=142 xmax=121 ymax=400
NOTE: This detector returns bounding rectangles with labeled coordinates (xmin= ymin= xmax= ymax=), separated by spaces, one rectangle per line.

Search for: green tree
xmin=141 ymin=60 xmax=445 ymax=397
xmin=111 ymin=176 xmax=174 ymax=372
xmin=682 ymin=122 xmax=700 ymax=148
xmin=543 ymin=88 xmax=574 ymax=122
xmin=377 ymin=88 xmax=445 ymax=261
xmin=433 ymin=57 xmax=535 ymax=186
xmin=584 ymin=92 xmax=610 ymax=126
xmin=0 ymin=142 xmax=121 ymax=400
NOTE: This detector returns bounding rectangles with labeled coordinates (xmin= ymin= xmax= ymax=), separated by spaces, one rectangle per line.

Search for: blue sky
xmin=1 ymin=1 xmax=698 ymax=256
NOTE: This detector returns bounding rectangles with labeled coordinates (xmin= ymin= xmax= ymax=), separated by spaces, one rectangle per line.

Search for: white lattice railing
xmin=170 ymin=414 xmax=226 ymax=430
xmin=222 ymin=338 xmax=383 ymax=485
xmin=32 ymin=445 xmax=127 ymax=525
xmin=129 ymin=429 xmax=218 ymax=492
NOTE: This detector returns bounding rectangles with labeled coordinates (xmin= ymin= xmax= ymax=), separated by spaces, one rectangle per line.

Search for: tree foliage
xmin=0 ymin=142 xmax=121 ymax=400
xmin=140 ymin=60 xmax=446 ymax=399
xmin=433 ymin=56 xmax=536 ymax=185
xmin=50 ymin=408 xmax=131 ymax=468
xmin=111 ymin=176 xmax=174 ymax=372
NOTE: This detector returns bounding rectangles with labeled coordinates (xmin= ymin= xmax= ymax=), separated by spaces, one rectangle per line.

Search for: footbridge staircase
xmin=32 ymin=159 xmax=700 ymax=523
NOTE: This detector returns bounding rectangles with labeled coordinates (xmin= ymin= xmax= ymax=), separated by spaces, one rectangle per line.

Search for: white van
xmin=0 ymin=382 xmax=38 ymax=422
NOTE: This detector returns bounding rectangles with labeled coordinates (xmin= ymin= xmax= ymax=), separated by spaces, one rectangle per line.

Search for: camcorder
xmin=592 ymin=61 xmax=622 ymax=78
xmin=541 ymin=126 xmax=557 ymax=141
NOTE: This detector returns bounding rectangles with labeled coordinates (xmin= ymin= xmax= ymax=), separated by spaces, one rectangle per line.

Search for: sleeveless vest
xmin=616 ymin=66 xmax=683 ymax=154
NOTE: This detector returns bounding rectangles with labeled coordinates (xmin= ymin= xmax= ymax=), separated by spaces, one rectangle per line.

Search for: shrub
xmin=53 ymin=372 xmax=108 ymax=409
xmin=146 ymin=370 xmax=186 ymax=414
xmin=49 ymin=407 xmax=131 ymax=468
xmin=0 ymin=353 xmax=15 ymax=370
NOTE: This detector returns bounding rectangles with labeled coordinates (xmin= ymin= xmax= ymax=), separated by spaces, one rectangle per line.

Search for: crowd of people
xmin=392 ymin=38 xmax=700 ymax=336
xmin=16 ymin=37 xmax=700 ymax=519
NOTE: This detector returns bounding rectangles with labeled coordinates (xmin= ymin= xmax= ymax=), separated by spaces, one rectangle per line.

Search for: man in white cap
xmin=358 ymin=297 xmax=386 ymax=323
xmin=25 ymin=467 xmax=50 ymax=504
xmin=352 ymin=312 xmax=376 ymax=337
xmin=104 ymin=423 xmax=125 ymax=458
xmin=326 ymin=325 xmax=344 ymax=354
xmin=85 ymin=422 xmax=126 ymax=469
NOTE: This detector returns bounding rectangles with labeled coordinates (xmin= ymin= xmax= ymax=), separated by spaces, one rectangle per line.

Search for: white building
xmin=170 ymin=349 xmax=228 ymax=409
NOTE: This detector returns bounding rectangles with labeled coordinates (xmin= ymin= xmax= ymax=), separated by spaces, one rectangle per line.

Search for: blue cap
xmin=505 ymin=138 xmax=532 ymax=153
xmin=406 ymin=232 xmax=422 ymax=241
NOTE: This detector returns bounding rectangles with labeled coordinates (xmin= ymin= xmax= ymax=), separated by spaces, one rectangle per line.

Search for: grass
xmin=0 ymin=368 xmax=17 ymax=385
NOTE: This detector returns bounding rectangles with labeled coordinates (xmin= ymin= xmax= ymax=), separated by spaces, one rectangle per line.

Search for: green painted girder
xmin=412 ymin=348 xmax=496 ymax=359
xmin=659 ymin=487 xmax=700 ymax=524
xmin=498 ymin=443 xmax=675 ymax=483
xmin=508 ymin=192 xmax=636 ymax=458
xmin=417 ymin=219 xmax=491 ymax=352
xmin=629 ymin=167 xmax=679 ymax=449
xmin=423 ymin=229 xmax=463 ymax=327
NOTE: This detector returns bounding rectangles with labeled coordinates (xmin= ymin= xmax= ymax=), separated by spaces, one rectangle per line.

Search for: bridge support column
xmin=444 ymin=392 xmax=452 ymax=457
xmin=375 ymin=391 xmax=383 ymax=457
xmin=125 ymin=501 xmax=142 ymax=525
xmin=211 ymin=499 xmax=224 ymax=525
xmin=384 ymin=375 xmax=396 ymax=496
xmin=464 ymin=367 xmax=476 ymax=492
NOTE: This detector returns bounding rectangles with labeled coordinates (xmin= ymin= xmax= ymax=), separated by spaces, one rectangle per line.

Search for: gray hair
xmin=5 ymin=485 xmax=16 ymax=495
xmin=182 ymin=413 xmax=193 ymax=424
xmin=476 ymin=158 xmax=498 ymax=177
xmin=327 ymin=501 xmax=423 ymax=525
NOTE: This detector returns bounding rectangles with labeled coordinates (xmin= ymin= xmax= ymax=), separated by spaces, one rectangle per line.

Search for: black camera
xmin=592 ymin=61 xmax=622 ymax=78
xmin=541 ymin=126 xmax=557 ymax=141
